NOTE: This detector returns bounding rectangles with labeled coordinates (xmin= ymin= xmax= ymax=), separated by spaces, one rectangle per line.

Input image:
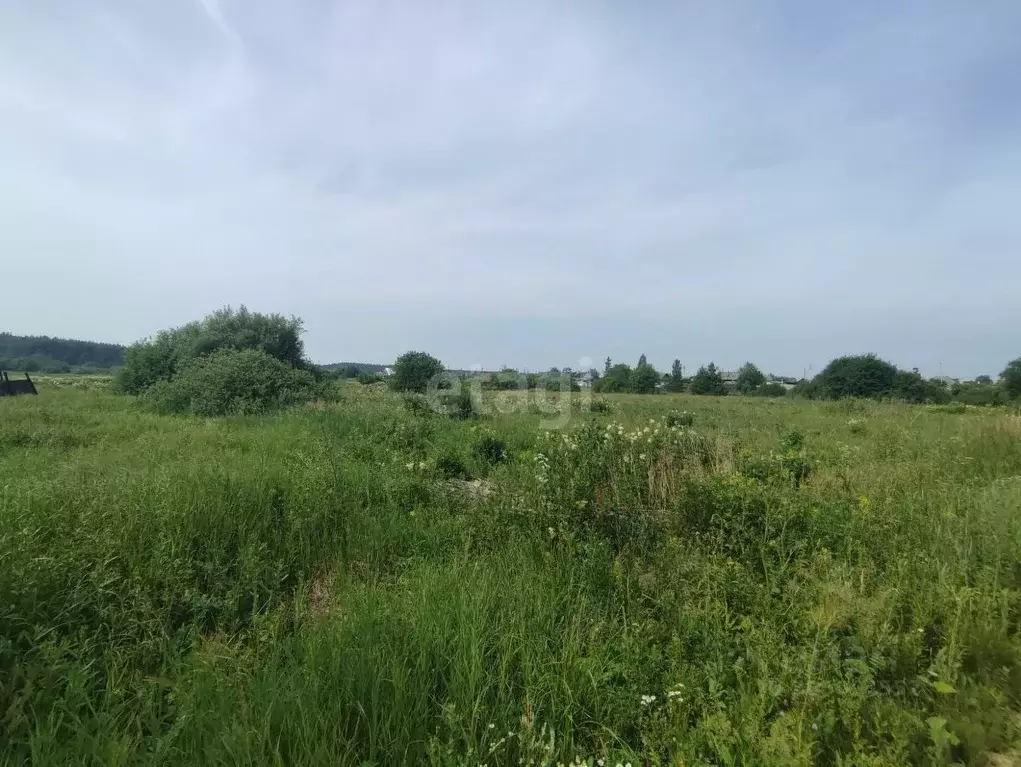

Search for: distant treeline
xmin=322 ymin=362 xmax=390 ymax=377
xmin=0 ymin=333 xmax=125 ymax=373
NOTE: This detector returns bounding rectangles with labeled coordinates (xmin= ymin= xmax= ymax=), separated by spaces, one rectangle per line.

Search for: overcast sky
xmin=2 ymin=1 xmax=1019 ymax=377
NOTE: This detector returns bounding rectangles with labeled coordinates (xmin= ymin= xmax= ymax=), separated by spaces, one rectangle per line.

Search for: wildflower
xmin=405 ymin=462 xmax=414 ymax=469
xmin=640 ymin=694 xmax=656 ymax=706
xmin=488 ymin=723 xmax=496 ymax=729
xmin=639 ymin=453 xmax=646 ymax=460
xmin=418 ymin=461 xmax=426 ymax=470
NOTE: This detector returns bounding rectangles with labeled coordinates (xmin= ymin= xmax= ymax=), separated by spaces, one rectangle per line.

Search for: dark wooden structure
xmin=0 ymin=371 xmax=38 ymax=397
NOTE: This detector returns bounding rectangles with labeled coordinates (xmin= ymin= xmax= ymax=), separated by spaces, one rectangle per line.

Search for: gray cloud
xmin=2 ymin=0 xmax=1018 ymax=377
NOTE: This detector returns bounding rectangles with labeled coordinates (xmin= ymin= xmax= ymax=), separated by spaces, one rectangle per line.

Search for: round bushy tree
xmin=631 ymin=361 xmax=660 ymax=394
xmin=735 ymin=362 xmax=766 ymax=394
xmin=115 ymin=305 xmax=311 ymax=395
xmin=389 ymin=351 xmax=444 ymax=393
xmin=814 ymin=354 xmax=897 ymax=399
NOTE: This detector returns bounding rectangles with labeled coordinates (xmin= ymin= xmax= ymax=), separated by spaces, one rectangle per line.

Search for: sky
xmin=2 ymin=1 xmax=1019 ymax=378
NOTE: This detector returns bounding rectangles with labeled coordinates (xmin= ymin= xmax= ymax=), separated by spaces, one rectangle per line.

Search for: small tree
xmin=631 ymin=360 xmax=660 ymax=394
xmin=691 ymin=363 xmax=726 ymax=395
xmin=975 ymin=374 xmax=993 ymax=385
xmin=637 ymin=353 xmax=648 ymax=367
xmin=596 ymin=363 xmax=633 ymax=393
xmin=389 ymin=351 xmax=444 ymax=393
xmin=1002 ymin=357 xmax=1021 ymax=399
xmin=665 ymin=359 xmax=685 ymax=392
xmin=604 ymin=357 xmax=612 ymax=374
xmin=735 ymin=362 xmax=766 ymax=394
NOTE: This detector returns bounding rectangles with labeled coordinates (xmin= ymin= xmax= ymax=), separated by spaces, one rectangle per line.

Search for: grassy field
xmin=2 ymin=377 xmax=1021 ymax=765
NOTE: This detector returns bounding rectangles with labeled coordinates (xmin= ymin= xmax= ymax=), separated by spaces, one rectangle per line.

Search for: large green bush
xmin=814 ymin=353 xmax=897 ymax=399
xmin=389 ymin=351 xmax=445 ymax=393
xmin=116 ymin=306 xmax=310 ymax=396
xmin=115 ymin=306 xmax=326 ymax=415
xmin=141 ymin=349 xmax=321 ymax=416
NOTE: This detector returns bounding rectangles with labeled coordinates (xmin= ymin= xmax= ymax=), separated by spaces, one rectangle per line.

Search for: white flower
xmin=640 ymin=694 xmax=656 ymax=706
xmin=639 ymin=453 xmax=646 ymax=460
xmin=405 ymin=462 xmax=414 ymax=469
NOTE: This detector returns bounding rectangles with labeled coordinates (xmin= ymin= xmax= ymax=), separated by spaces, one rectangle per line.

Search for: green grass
xmin=2 ymin=383 xmax=1020 ymax=765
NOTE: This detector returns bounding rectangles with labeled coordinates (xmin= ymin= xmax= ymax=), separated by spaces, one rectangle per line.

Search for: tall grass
xmin=1 ymin=386 xmax=1020 ymax=764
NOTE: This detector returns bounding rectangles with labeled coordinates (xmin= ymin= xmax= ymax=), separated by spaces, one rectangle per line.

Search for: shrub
xmin=402 ymin=394 xmax=434 ymax=416
xmin=665 ymin=410 xmax=695 ymax=427
xmin=753 ymin=381 xmax=787 ymax=397
xmin=436 ymin=454 xmax=472 ymax=480
xmin=356 ymin=372 xmax=383 ymax=385
xmin=471 ymin=434 xmax=507 ymax=465
xmin=814 ymin=354 xmax=897 ymax=399
xmin=589 ymin=400 xmax=612 ymax=414
xmin=440 ymin=388 xmax=479 ymax=420
xmin=389 ymin=351 xmax=444 ymax=394
xmin=140 ymin=349 xmax=320 ymax=416
xmin=116 ymin=306 xmax=309 ymax=395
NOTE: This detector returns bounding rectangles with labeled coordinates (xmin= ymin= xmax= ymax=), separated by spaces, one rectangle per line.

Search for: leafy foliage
xmin=665 ymin=359 xmax=685 ymax=392
xmin=734 ymin=362 xmax=766 ymax=394
xmin=814 ymin=353 xmax=898 ymax=399
xmin=1002 ymin=357 xmax=1021 ymax=399
xmin=0 ymin=332 xmax=124 ymax=372
xmin=630 ymin=359 xmax=660 ymax=394
xmin=141 ymin=349 xmax=321 ymax=416
xmin=115 ymin=306 xmax=310 ymax=396
xmin=595 ymin=363 xmax=633 ymax=393
xmin=753 ymin=381 xmax=787 ymax=397
xmin=690 ymin=362 xmax=726 ymax=395
xmin=389 ymin=351 xmax=445 ymax=394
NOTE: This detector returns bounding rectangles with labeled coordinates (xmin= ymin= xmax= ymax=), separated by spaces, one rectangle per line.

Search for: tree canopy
xmin=0 ymin=332 xmax=124 ymax=372
xmin=690 ymin=363 xmax=727 ymax=395
xmin=389 ymin=351 xmax=445 ymax=393
xmin=814 ymin=354 xmax=897 ymax=400
xmin=735 ymin=362 xmax=766 ymax=394
xmin=114 ymin=306 xmax=322 ymax=415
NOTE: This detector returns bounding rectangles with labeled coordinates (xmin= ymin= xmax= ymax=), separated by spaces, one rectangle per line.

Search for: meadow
xmin=2 ymin=376 xmax=1020 ymax=765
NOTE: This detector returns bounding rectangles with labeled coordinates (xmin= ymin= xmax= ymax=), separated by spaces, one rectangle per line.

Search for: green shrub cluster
xmin=115 ymin=306 xmax=327 ymax=415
